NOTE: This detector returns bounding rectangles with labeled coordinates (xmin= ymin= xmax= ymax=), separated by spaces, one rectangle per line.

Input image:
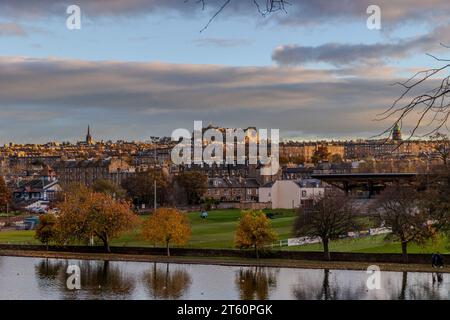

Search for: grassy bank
xmin=0 ymin=209 xmax=296 ymax=248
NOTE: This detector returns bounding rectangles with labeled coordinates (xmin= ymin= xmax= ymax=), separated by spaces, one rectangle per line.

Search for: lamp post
xmin=6 ymin=202 xmax=9 ymax=226
xmin=422 ymin=152 xmax=431 ymax=187
xmin=154 ymin=142 xmax=157 ymax=211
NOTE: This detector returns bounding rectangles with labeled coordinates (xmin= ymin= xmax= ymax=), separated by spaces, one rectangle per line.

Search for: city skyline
xmin=0 ymin=123 xmax=408 ymax=145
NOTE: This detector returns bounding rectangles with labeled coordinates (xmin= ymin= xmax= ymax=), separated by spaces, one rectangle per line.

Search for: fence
xmin=274 ymin=227 xmax=391 ymax=248
xmin=0 ymin=244 xmax=445 ymax=264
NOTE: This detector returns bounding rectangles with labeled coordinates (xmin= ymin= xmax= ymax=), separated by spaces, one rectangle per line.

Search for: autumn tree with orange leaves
xmin=235 ymin=210 xmax=277 ymax=259
xmin=56 ymin=186 xmax=138 ymax=252
xmin=0 ymin=176 xmax=11 ymax=213
xmin=141 ymin=208 xmax=191 ymax=256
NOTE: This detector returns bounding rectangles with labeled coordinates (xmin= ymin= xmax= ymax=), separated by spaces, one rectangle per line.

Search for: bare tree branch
xmin=185 ymin=0 xmax=290 ymax=32
xmin=377 ymin=46 xmax=450 ymax=140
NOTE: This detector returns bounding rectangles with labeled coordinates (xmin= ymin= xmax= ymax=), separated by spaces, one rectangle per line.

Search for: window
xmin=301 ymin=190 xmax=307 ymax=197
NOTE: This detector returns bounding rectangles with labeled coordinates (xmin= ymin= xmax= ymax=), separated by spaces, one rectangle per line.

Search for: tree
xmin=0 ymin=176 xmax=11 ymax=213
xmin=35 ymin=214 xmax=57 ymax=249
xmin=141 ymin=208 xmax=191 ymax=256
xmin=280 ymin=155 xmax=305 ymax=166
xmin=121 ymin=169 xmax=171 ymax=208
xmin=311 ymin=146 xmax=330 ymax=165
xmin=234 ymin=210 xmax=277 ymax=259
xmin=56 ymin=186 xmax=138 ymax=252
xmin=330 ymin=153 xmax=343 ymax=164
xmin=174 ymin=171 xmax=207 ymax=205
xmin=420 ymin=165 xmax=450 ymax=233
xmin=373 ymin=187 xmax=438 ymax=263
xmin=92 ymin=179 xmax=127 ymax=199
xmin=430 ymin=132 xmax=450 ymax=165
xmin=358 ymin=158 xmax=376 ymax=173
xmin=378 ymin=47 xmax=450 ymax=139
xmin=294 ymin=191 xmax=357 ymax=261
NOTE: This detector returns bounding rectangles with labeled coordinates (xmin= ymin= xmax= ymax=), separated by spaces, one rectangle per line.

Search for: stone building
xmin=55 ymin=157 xmax=135 ymax=186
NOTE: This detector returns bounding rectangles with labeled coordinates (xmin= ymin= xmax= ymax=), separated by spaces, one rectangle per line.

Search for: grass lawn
xmin=284 ymin=234 xmax=450 ymax=254
xmin=0 ymin=209 xmax=296 ymax=249
xmin=111 ymin=208 xmax=296 ymax=248
xmin=1 ymin=208 xmax=449 ymax=254
xmin=185 ymin=208 xmax=295 ymax=248
xmin=0 ymin=230 xmax=38 ymax=244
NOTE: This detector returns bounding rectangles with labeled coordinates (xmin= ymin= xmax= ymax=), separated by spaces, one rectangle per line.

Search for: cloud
xmin=1 ymin=0 xmax=450 ymax=27
xmin=269 ymin=1 xmax=450 ymax=27
xmin=0 ymin=56 xmax=435 ymax=143
xmin=192 ymin=37 xmax=253 ymax=47
xmin=272 ymin=25 xmax=450 ymax=66
xmin=0 ymin=23 xmax=27 ymax=37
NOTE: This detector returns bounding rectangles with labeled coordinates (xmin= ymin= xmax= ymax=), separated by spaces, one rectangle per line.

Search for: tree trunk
xmin=401 ymin=241 xmax=408 ymax=264
xmin=254 ymin=245 xmax=259 ymax=259
xmin=166 ymin=241 xmax=170 ymax=257
xmin=323 ymin=238 xmax=331 ymax=261
xmin=102 ymin=234 xmax=110 ymax=253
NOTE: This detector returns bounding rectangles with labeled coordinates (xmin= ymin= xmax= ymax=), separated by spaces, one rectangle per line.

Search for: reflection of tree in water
xmin=35 ymin=258 xmax=68 ymax=294
xmin=293 ymin=269 xmax=366 ymax=300
xmin=384 ymin=271 xmax=446 ymax=300
xmin=404 ymin=272 xmax=445 ymax=300
xmin=398 ymin=271 xmax=408 ymax=300
xmin=385 ymin=271 xmax=410 ymax=300
xmin=235 ymin=267 xmax=278 ymax=300
xmin=294 ymin=269 xmax=338 ymax=300
xmin=79 ymin=260 xmax=136 ymax=297
xmin=143 ymin=263 xmax=192 ymax=299
xmin=35 ymin=259 xmax=136 ymax=299
xmin=35 ymin=259 xmax=66 ymax=281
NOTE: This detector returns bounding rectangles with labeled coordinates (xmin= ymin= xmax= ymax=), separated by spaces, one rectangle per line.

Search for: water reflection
xmin=398 ymin=271 xmax=407 ymax=300
xmin=78 ymin=260 xmax=136 ymax=297
xmin=291 ymin=269 xmax=446 ymax=300
xmin=142 ymin=263 xmax=191 ymax=299
xmin=0 ymin=256 xmax=448 ymax=300
xmin=404 ymin=272 xmax=446 ymax=300
xmin=35 ymin=259 xmax=65 ymax=281
xmin=34 ymin=259 xmax=136 ymax=299
xmin=293 ymin=269 xmax=344 ymax=300
xmin=293 ymin=269 xmax=368 ymax=300
xmin=235 ymin=267 xmax=278 ymax=300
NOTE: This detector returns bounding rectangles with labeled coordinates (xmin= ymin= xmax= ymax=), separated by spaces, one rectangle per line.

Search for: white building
xmin=259 ymin=179 xmax=324 ymax=209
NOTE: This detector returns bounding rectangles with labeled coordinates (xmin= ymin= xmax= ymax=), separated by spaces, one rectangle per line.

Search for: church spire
xmin=392 ymin=123 xmax=402 ymax=141
xmin=86 ymin=125 xmax=93 ymax=145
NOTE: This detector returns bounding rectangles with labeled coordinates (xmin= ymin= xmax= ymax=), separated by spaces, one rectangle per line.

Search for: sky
xmin=0 ymin=0 xmax=449 ymax=143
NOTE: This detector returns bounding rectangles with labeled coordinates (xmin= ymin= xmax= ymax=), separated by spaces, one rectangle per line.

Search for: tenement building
xmin=55 ymin=157 xmax=135 ymax=186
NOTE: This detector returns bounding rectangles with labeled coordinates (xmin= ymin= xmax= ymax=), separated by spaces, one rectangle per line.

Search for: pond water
xmin=0 ymin=256 xmax=448 ymax=300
